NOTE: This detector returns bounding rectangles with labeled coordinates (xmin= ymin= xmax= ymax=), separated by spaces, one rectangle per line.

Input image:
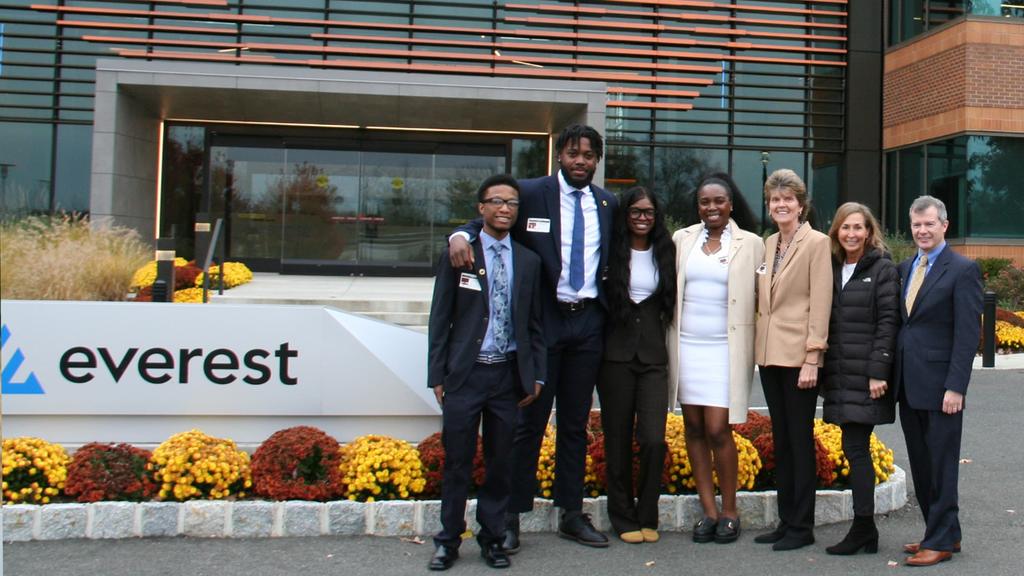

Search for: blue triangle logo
xmin=1 ymin=324 xmax=45 ymax=395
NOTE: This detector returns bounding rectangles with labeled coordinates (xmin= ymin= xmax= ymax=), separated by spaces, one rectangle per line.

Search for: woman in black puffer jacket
xmin=822 ymin=202 xmax=900 ymax=556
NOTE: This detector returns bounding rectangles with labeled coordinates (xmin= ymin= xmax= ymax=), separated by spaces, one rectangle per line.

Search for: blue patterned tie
xmin=569 ymin=189 xmax=585 ymax=292
xmin=491 ymin=243 xmax=511 ymax=353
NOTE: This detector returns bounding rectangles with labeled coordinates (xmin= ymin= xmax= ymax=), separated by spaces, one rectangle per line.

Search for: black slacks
xmin=508 ymin=304 xmax=604 ymax=513
xmin=760 ymin=365 xmax=819 ymax=537
xmin=898 ymin=386 xmax=963 ymax=552
xmin=596 ymin=356 xmax=668 ymax=534
xmin=840 ymin=422 xmax=875 ymax=517
xmin=435 ymin=361 xmax=519 ymax=548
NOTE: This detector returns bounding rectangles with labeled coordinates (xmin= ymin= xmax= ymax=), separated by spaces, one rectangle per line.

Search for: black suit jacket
xmin=603 ymin=297 xmax=669 ymax=365
xmin=454 ymin=174 xmax=618 ymax=335
xmin=428 ymin=238 xmax=546 ymax=396
xmin=895 ymin=247 xmax=983 ymax=411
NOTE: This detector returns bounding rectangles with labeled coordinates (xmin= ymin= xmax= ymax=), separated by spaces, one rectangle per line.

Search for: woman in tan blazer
xmin=752 ymin=169 xmax=833 ymax=552
xmin=667 ymin=173 xmax=764 ymax=544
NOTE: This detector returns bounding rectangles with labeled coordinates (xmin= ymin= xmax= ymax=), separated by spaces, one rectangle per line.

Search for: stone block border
xmin=3 ymin=467 xmax=905 ymax=542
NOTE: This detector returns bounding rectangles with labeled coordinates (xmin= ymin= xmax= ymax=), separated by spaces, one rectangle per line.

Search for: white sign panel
xmin=1 ymin=301 xmax=439 ymax=418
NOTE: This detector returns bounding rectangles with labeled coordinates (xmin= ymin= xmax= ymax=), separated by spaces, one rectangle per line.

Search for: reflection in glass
xmin=926 ymin=136 xmax=967 ymax=237
xmin=54 ymin=124 xmax=92 ymax=214
xmin=0 ymin=122 xmax=53 ymax=217
xmin=160 ymin=126 xmax=206 ymax=259
xmin=653 ymin=146 xmax=727 ymax=228
xmin=966 ymin=136 xmax=1024 ymax=238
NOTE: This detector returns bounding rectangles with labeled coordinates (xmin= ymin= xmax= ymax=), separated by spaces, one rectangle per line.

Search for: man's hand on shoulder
xmin=448 ymin=235 xmax=474 ymax=269
xmin=942 ymin=390 xmax=964 ymax=414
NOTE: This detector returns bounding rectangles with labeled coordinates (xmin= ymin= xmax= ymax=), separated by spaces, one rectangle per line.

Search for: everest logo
xmin=1 ymin=324 xmax=45 ymax=395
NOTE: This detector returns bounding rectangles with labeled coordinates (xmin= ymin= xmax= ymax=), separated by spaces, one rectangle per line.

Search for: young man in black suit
xmin=448 ymin=125 xmax=618 ymax=550
xmin=427 ymin=174 xmax=546 ymax=571
xmin=895 ymin=195 xmax=982 ymax=567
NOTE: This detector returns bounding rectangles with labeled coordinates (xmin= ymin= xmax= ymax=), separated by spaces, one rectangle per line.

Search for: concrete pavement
xmin=5 ymin=370 xmax=1023 ymax=576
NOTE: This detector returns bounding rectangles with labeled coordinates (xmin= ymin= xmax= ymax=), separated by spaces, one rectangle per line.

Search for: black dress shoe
xmin=754 ymin=524 xmax=788 ymax=544
xmin=558 ymin=511 xmax=609 ymax=548
xmin=772 ymin=533 xmax=815 ymax=551
xmin=692 ymin=516 xmax=718 ymax=543
xmin=714 ymin=517 xmax=741 ymax=544
xmin=428 ymin=545 xmax=459 ymax=571
xmin=503 ymin=513 xmax=521 ymax=554
xmin=481 ymin=542 xmax=511 ymax=569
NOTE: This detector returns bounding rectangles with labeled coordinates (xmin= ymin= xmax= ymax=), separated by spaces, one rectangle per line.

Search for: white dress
xmin=677 ymin=231 xmax=730 ymax=408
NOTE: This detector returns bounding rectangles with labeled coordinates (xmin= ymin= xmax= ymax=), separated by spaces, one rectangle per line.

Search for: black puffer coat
xmin=822 ymin=249 xmax=900 ymax=425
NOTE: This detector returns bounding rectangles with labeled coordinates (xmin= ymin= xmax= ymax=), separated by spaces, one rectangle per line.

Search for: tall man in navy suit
xmin=448 ymin=125 xmax=618 ymax=550
xmin=895 ymin=195 xmax=982 ymax=567
xmin=427 ymin=174 xmax=546 ymax=571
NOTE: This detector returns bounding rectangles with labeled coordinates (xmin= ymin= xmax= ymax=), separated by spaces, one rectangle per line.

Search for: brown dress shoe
xmin=903 ymin=541 xmax=961 ymax=554
xmin=905 ymin=549 xmax=953 ymax=566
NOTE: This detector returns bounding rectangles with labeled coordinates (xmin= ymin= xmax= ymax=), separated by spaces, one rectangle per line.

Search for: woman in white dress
xmin=667 ymin=173 xmax=764 ymax=544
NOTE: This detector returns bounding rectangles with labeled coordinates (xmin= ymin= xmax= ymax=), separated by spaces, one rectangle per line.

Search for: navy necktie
xmin=570 ymin=190 xmax=585 ymax=292
xmin=491 ymin=243 xmax=511 ymax=353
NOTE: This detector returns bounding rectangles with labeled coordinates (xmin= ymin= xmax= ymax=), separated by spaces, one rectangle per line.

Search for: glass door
xmin=209 ymin=144 xmax=285 ymax=270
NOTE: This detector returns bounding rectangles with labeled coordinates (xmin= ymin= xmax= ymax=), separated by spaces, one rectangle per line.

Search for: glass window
xmin=160 ymin=125 xmax=206 ymax=260
xmin=653 ymin=146 xmax=727 ymax=228
xmin=966 ymin=136 xmax=1024 ymax=238
xmin=54 ymin=124 xmax=92 ymax=213
xmin=0 ymin=121 xmax=52 ymax=216
xmin=926 ymin=136 xmax=967 ymax=238
xmin=895 ymin=145 xmax=924 ymax=236
xmin=733 ymin=150 xmax=805 ymax=232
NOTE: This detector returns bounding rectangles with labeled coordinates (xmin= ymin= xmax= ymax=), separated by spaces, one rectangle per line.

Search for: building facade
xmin=2 ymin=1 xmax=893 ymax=274
xmin=884 ymin=1 xmax=1024 ymax=264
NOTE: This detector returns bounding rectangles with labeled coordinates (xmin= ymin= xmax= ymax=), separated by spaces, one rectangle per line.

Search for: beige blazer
xmin=667 ymin=220 xmax=765 ymax=424
xmin=754 ymin=223 xmax=833 ymax=368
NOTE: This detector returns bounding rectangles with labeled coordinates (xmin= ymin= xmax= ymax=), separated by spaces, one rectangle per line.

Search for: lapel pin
xmin=478 ymin=268 xmax=486 ymax=276
xmin=601 ymin=200 xmax=608 ymax=207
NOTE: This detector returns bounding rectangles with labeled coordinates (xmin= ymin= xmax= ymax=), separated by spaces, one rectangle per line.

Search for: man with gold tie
xmin=895 ymin=195 xmax=982 ymax=567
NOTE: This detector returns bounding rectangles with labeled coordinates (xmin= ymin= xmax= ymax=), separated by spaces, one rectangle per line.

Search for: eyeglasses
xmin=481 ymin=197 xmax=520 ymax=209
xmin=628 ymin=208 xmax=656 ymax=220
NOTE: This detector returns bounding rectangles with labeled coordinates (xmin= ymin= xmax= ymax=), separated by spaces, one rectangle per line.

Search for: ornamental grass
xmin=64 ymin=442 xmax=157 ymax=503
xmin=0 ymin=214 xmax=149 ymax=301
xmin=338 ymin=434 xmax=426 ymax=502
xmin=251 ymin=426 xmax=344 ymax=501
xmin=1 ymin=437 xmax=70 ymax=504
xmin=149 ymin=429 xmax=252 ymax=501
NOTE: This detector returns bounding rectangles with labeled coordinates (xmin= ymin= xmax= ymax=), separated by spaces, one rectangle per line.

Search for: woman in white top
xmin=597 ymin=187 xmax=676 ymax=544
xmin=667 ymin=173 xmax=764 ymax=544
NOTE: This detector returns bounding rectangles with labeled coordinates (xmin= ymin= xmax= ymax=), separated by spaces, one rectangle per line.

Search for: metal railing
xmin=201 ymin=218 xmax=226 ymax=304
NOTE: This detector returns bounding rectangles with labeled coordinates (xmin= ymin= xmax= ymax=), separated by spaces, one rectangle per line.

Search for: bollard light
xmin=153 ymin=238 xmax=176 ymax=303
xmin=982 ymin=290 xmax=996 ymax=368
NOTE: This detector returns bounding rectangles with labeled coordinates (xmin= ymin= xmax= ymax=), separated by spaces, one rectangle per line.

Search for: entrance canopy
xmin=90 ymin=59 xmax=607 ymax=242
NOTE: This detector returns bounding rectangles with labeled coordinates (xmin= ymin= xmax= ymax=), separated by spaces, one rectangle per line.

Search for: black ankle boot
xmin=826 ymin=515 xmax=878 ymax=555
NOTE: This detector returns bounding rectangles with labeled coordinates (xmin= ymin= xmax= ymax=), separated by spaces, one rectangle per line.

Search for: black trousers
xmin=898 ymin=388 xmax=963 ymax=552
xmin=596 ymin=357 xmax=668 ymax=534
xmin=840 ymin=422 xmax=875 ymax=517
xmin=760 ymin=365 xmax=818 ymax=537
xmin=435 ymin=361 xmax=519 ymax=548
xmin=508 ymin=304 xmax=604 ymax=513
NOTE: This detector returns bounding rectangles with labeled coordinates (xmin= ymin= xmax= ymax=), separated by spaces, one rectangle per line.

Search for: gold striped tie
xmin=904 ymin=254 xmax=928 ymax=314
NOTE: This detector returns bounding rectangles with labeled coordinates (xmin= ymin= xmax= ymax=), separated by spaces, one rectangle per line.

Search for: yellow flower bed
xmin=995 ymin=319 xmax=1024 ymax=351
xmin=173 ymin=287 xmax=206 ymax=304
xmin=338 ymin=435 xmax=426 ymax=502
xmin=814 ymin=420 xmax=895 ymax=485
xmin=1 ymin=437 xmax=70 ymax=504
xmin=130 ymin=257 xmax=189 ymax=289
xmin=149 ymin=429 xmax=252 ymax=501
xmin=195 ymin=262 xmax=254 ymax=290
xmin=535 ymin=425 xmax=557 ymax=498
xmin=663 ymin=413 xmax=694 ymax=493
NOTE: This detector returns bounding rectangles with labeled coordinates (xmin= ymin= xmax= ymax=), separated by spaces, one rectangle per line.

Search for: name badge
xmin=756 ymin=262 xmax=767 ymax=275
xmin=526 ymin=218 xmax=551 ymax=233
xmin=459 ymin=273 xmax=482 ymax=291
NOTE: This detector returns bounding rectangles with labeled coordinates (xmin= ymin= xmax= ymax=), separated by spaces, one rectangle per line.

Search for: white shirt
xmin=841 ymin=261 xmax=856 ymax=289
xmin=556 ymin=170 xmax=600 ymax=302
xmin=629 ymin=248 xmax=659 ymax=303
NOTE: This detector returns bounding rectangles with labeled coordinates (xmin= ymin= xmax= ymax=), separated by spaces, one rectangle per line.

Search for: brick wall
xmin=883 ymin=19 xmax=1024 ymax=149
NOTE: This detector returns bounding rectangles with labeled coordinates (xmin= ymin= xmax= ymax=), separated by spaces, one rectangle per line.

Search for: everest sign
xmin=0 ymin=300 xmax=437 ymax=417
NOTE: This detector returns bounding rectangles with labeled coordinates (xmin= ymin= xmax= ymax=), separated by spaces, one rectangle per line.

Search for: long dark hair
xmin=686 ymin=172 xmax=758 ymax=233
xmin=606 ymin=187 xmax=677 ymax=327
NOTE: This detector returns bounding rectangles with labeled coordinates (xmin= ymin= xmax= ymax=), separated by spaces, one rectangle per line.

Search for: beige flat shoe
xmin=619 ymin=530 xmax=644 ymax=544
xmin=641 ymin=528 xmax=660 ymax=543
